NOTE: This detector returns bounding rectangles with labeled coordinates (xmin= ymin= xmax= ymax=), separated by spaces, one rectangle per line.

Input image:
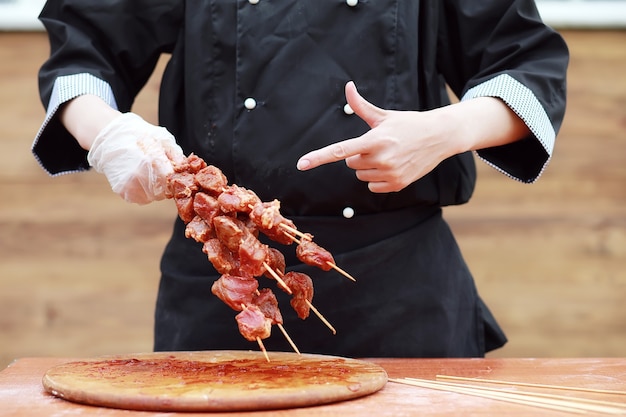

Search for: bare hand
xmin=296 ymin=82 xmax=463 ymax=193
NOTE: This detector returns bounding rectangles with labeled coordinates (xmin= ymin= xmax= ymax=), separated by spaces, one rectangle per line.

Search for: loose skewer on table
xmin=436 ymin=375 xmax=626 ymax=396
xmin=389 ymin=378 xmax=626 ymax=415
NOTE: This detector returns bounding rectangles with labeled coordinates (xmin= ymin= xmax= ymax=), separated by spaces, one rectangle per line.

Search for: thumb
xmin=345 ymin=81 xmax=386 ymax=128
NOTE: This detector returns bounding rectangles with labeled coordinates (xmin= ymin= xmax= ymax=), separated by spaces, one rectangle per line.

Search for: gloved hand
xmin=87 ymin=112 xmax=185 ymax=205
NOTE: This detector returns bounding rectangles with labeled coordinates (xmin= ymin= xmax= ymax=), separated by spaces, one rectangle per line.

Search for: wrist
xmin=449 ymin=97 xmax=530 ymax=152
xmin=428 ymin=103 xmax=474 ymax=157
xmin=60 ymin=95 xmax=122 ymax=151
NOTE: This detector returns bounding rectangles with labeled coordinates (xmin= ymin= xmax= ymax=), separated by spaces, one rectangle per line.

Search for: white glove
xmin=87 ymin=112 xmax=185 ymax=205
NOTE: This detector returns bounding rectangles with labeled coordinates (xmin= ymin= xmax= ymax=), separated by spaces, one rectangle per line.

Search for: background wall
xmin=0 ymin=29 xmax=624 ymax=369
xmin=3 ymin=0 xmax=626 ymax=30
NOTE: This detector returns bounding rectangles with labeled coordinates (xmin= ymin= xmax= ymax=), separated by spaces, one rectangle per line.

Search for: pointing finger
xmin=297 ymin=136 xmax=371 ymax=171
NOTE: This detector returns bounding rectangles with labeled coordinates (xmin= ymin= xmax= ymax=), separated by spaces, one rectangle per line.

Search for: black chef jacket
xmin=34 ymin=0 xmax=568 ymax=357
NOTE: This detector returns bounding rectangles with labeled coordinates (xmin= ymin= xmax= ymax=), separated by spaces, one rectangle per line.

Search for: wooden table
xmin=1 ymin=357 xmax=625 ymax=416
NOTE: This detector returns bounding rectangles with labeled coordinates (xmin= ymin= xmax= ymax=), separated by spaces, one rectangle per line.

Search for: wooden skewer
xmin=389 ymin=378 xmax=597 ymax=415
xmin=492 ymin=388 xmax=626 ymax=410
xmin=262 ymin=262 xmax=292 ymax=294
xmin=281 ymin=229 xmax=356 ymax=282
xmin=278 ymin=223 xmax=311 ymax=240
xmin=283 ymin=232 xmax=301 ymax=244
xmin=484 ymin=386 xmax=626 ymax=411
xmin=256 ymin=337 xmax=270 ymax=362
xmin=326 ymin=261 xmax=356 ymax=282
xmin=305 ymin=300 xmax=337 ymax=335
xmin=263 ymin=263 xmax=337 ymax=335
xmin=437 ymin=375 xmax=626 ymax=396
xmin=253 ymin=290 xmax=301 ymax=355
xmin=277 ymin=323 xmax=301 ymax=355
xmin=409 ymin=378 xmax=626 ymax=415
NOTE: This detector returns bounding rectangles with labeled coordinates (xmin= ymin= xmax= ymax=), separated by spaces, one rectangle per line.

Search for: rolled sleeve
xmin=462 ymin=74 xmax=556 ymax=183
xmin=32 ymin=73 xmax=118 ymax=176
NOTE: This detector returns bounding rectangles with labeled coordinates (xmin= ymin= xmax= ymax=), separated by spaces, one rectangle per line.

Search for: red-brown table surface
xmin=1 ymin=356 xmax=625 ymax=416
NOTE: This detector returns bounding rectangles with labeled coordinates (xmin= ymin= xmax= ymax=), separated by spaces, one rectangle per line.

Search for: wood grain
xmin=3 ymin=357 xmax=626 ymax=416
xmin=0 ymin=30 xmax=624 ymax=369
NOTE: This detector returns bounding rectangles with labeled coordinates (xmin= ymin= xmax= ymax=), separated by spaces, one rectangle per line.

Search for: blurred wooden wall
xmin=1 ymin=30 xmax=624 ymax=369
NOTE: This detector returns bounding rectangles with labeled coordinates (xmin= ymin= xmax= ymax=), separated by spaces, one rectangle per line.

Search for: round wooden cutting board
xmin=42 ymin=350 xmax=388 ymax=412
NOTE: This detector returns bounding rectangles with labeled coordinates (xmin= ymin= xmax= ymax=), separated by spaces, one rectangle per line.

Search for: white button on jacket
xmin=244 ymin=97 xmax=257 ymax=110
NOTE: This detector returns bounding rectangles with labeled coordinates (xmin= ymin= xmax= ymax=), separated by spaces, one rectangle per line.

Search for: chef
xmin=32 ymin=0 xmax=568 ymax=357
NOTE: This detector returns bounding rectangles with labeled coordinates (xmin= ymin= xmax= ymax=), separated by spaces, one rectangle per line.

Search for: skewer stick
xmin=277 ymin=323 xmax=301 ymax=355
xmin=326 ymin=261 xmax=357 ymax=282
xmin=282 ymin=231 xmax=356 ymax=282
xmin=389 ymin=378 xmax=594 ymax=415
xmin=263 ymin=263 xmax=337 ymax=335
xmin=262 ymin=262 xmax=292 ymax=294
xmin=283 ymin=232 xmax=301 ymax=244
xmin=409 ymin=378 xmax=626 ymax=415
xmin=305 ymin=300 xmax=336 ymax=335
xmin=253 ymin=290 xmax=301 ymax=355
xmin=256 ymin=337 xmax=270 ymax=362
xmin=279 ymin=223 xmax=311 ymax=240
xmin=437 ymin=375 xmax=626 ymax=396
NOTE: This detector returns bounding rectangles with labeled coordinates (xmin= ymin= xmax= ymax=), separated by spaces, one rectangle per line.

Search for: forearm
xmin=60 ymin=94 xmax=122 ymax=151
xmin=441 ymin=96 xmax=531 ymax=156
